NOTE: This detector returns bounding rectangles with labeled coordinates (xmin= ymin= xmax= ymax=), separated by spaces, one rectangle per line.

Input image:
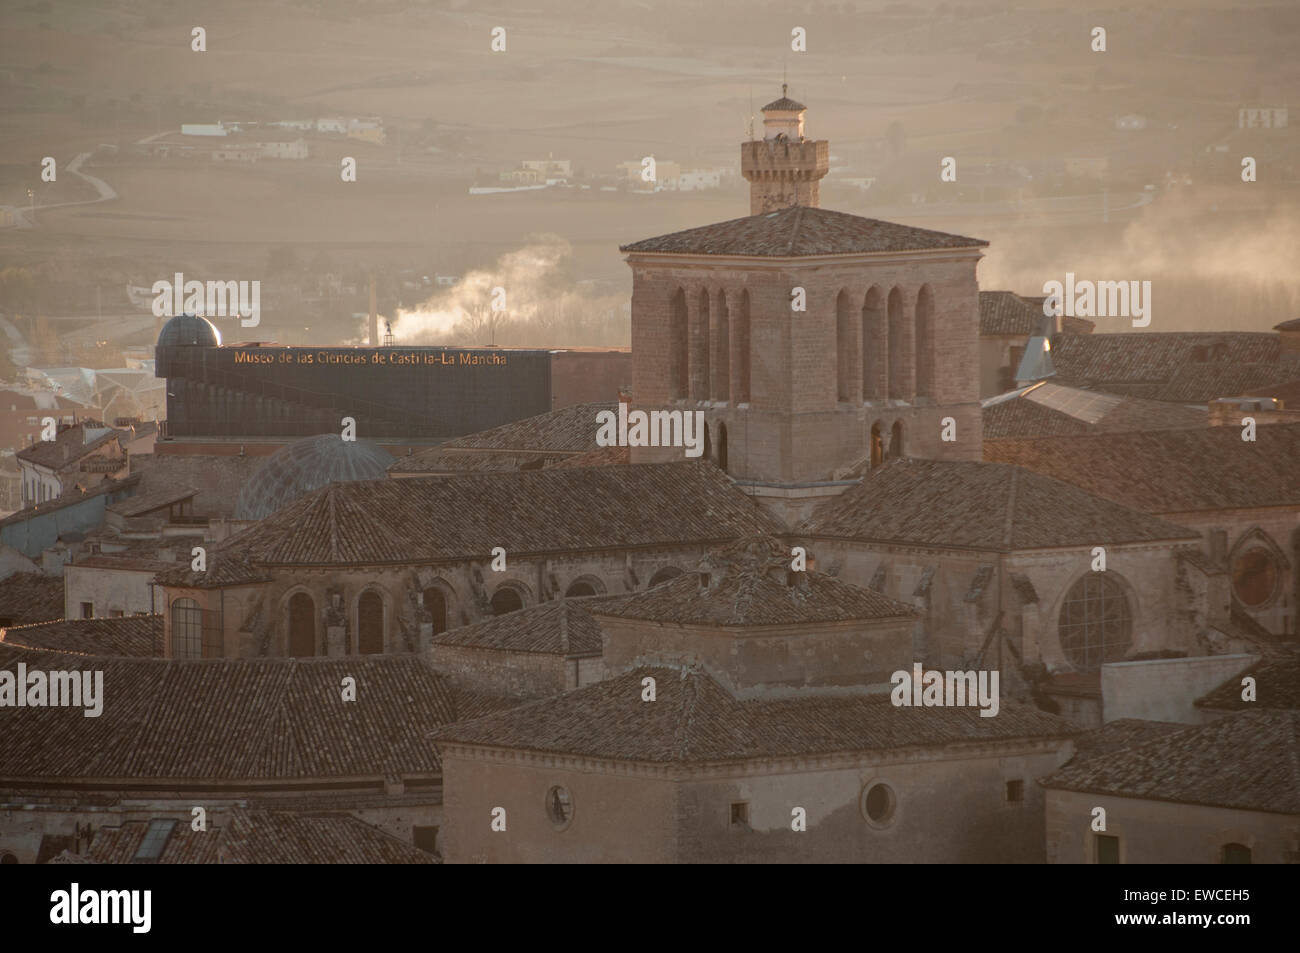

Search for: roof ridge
xmin=787 ymin=205 xmax=805 ymax=255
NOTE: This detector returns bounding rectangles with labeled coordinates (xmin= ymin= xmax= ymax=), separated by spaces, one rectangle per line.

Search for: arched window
xmin=490 ymin=586 xmax=524 ymax=616
xmin=565 ymin=580 xmax=598 ymax=598
xmin=0 ymin=852 xmax=17 ymax=864
xmin=648 ymin=566 xmax=683 ymax=588
xmin=836 ymin=289 xmax=858 ymax=402
xmin=733 ymin=290 xmax=751 ymax=403
xmin=670 ymin=289 xmax=688 ymax=400
xmin=718 ymin=423 xmax=729 ymax=473
xmin=288 ymin=592 xmax=315 ymax=657
xmin=915 ymin=284 xmax=934 ymax=398
xmin=171 ymin=598 xmax=203 ymax=659
xmin=713 ymin=291 xmax=730 ymax=401
xmin=423 ymin=587 xmax=447 ymax=635
xmin=703 ymin=422 xmax=712 ymax=461
xmin=862 ymin=286 xmax=886 ymax=400
xmin=693 ymin=289 xmax=711 ymax=400
xmin=1220 ymin=843 xmax=1252 ymax=864
xmin=1230 ymin=541 xmax=1282 ymax=607
xmin=1058 ymin=573 xmax=1132 ymax=671
xmin=887 ymin=287 xmax=909 ymax=399
xmin=870 ymin=422 xmax=884 ymax=469
xmin=889 ymin=420 xmax=904 ymax=459
xmin=358 ymin=590 xmax=384 ymax=654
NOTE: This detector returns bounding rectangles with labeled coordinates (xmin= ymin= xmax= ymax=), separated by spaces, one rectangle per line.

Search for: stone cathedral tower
xmin=740 ymin=86 xmax=830 ymax=214
xmin=622 ymin=90 xmax=986 ymax=526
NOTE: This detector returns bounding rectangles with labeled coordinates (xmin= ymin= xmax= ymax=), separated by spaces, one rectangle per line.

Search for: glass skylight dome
xmin=234 ymin=433 xmax=393 ymax=520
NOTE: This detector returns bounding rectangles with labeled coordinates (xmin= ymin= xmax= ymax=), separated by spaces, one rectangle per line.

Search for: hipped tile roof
xmin=0 ymin=646 xmax=456 ymax=783
xmin=1040 ymin=710 xmax=1300 ymax=814
xmin=979 ymin=291 xmax=1039 ymax=336
xmin=435 ymin=666 xmax=1076 ymax=763
xmin=431 ymin=599 xmax=605 ymax=656
xmin=219 ymin=808 xmax=438 ymax=864
xmin=1195 ymin=650 xmax=1300 ymax=711
xmin=984 ymin=423 xmax=1300 ymax=513
xmin=800 ymin=458 xmax=1197 ymax=552
xmin=982 ymin=382 xmax=1206 ymax=439
xmin=1 ymin=615 xmax=162 ymax=656
xmin=620 ymin=205 xmax=987 ymax=257
xmin=0 ymin=572 xmax=64 ymax=625
xmin=159 ymin=462 xmax=778 ymax=583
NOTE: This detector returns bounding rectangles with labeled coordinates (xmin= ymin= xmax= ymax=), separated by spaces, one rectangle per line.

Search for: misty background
xmin=0 ymin=0 xmax=1297 ymax=362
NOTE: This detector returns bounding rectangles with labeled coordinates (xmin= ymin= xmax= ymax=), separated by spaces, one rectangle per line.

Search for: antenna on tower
xmin=747 ymin=86 xmax=754 ymax=139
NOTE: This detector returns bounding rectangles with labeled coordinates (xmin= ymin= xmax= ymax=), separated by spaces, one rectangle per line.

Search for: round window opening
xmin=1058 ymin=573 xmax=1132 ymax=671
xmin=862 ymin=782 xmax=896 ymax=826
xmin=545 ymin=786 xmax=573 ymax=829
xmin=1231 ymin=547 xmax=1279 ymax=607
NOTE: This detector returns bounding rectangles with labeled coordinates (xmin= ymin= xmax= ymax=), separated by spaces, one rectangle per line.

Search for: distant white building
xmin=181 ymin=123 xmax=227 ymax=137
xmin=275 ymin=119 xmax=315 ymax=131
xmin=673 ymin=169 xmax=723 ymax=191
xmin=260 ymin=139 xmax=309 ymax=159
xmin=1115 ymin=114 xmax=1147 ymax=130
xmin=1239 ymin=105 xmax=1288 ymax=129
xmin=316 ymin=118 xmax=348 ymax=135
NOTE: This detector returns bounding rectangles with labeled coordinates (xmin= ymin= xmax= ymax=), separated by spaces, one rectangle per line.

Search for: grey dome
xmin=158 ymin=313 xmax=221 ymax=347
xmin=235 ymin=434 xmax=393 ymax=520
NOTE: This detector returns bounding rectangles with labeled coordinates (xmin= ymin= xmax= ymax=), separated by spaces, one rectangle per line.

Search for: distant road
xmin=9 ymin=152 xmax=118 ymax=227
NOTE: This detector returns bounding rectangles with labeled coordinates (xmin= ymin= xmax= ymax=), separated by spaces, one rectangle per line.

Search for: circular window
xmin=1231 ymin=547 xmax=1279 ymax=607
xmin=861 ymin=782 xmax=897 ymax=827
xmin=1058 ymin=573 xmax=1132 ymax=671
xmin=545 ymin=786 xmax=573 ymax=830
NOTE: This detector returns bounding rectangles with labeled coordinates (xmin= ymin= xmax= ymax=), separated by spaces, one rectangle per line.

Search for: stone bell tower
xmin=740 ymin=86 xmax=830 ymax=214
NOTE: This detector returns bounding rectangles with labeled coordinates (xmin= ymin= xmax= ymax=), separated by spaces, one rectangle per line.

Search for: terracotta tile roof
xmin=0 ymin=646 xmax=457 ymax=783
xmin=431 ymin=599 xmax=605 ymax=656
xmin=1051 ymin=331 xmax=1300 ymax=401
xmin=390 ymin=402 xmax=616 ymax=473
xmin=15 ymin=421 xmax=121 ymax=469
xmin=87 ymin=821 xmax=223 ymax=864
xmin=1274 ymin=318 xmax=1300 ymax=331
xmin=592 ymin=536 xmax=917 ymax=626
xmin=85 ymin=809 xmax=438 ymax=864
xmin=762 ymin=95 xmax=806 ymax=111
xmin=0 ymin=572 xmax=63 ymax=625
xmin=1040 ymin=710 xmax=1300 ymax=814
xmin=1245 ymin=376 xmax=1300 ymax=405
xmin=982 ymin=381 xmax=1207 ymax=439
xmin=979 ymin=291 xmax=1039 ymax=336
xmin=1062 ymin=717 xmax=1186 ymax=761
xmin=620 ymin=205 xmax=987 ymax=257
xmin=545 ymin=445 xmax=630 ymax=468
xmin=800 ymin=458 xmax=1197 ymax=552
xmin=219 ymin=808 xmax=437 ymax=864
xmin=435 ymin=665 xmax=1076 ymax=763
xmin=160 ymin=462 xmax=778 ymax=582
xmin=106 ymin=485 xmax=197 ymax=518
xmin=984 ymin=423 xmax=1300 ymax=513
xmin=1 ymin=615 xmax=162 ymax=656
xmin=1195 ymin=650 xmax=1300 ymax=711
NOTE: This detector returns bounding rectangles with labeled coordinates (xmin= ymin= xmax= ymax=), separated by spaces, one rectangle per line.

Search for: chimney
xmin=368 ymin=274 xmax=378 ymax=346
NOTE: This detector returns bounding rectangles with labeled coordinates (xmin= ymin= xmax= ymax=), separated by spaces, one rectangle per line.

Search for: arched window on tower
xmin=862 ymin=286 xmax=886 ymax=401
xmin=915 ymin=284 xmax=934 ymax=398
xmin=870 ymin=422 xmax=884 ymax=469
xmin=733 ymin=291 xmax=751 ymax=403
xmin=288 ymin=592 xmax=315 ymax=657
xmin=358 ymin=590 xmax=384 ymax=654
xmin=694 ymin=289 xmax=711 ymax=400
xmin=888 ymin=287 xmax=909 ymax=399
xmin=670 ymin=289 xmax=688 ymax=400
xmin=836 ymin=290 xmax=858 ymax=402
xmin=714 ymin=291 xmax=730 ymax=401
xmin=890 ymin=421 xmax=904 ymax=459
xmin=718 ymin=423 xmax=729 ymax=473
